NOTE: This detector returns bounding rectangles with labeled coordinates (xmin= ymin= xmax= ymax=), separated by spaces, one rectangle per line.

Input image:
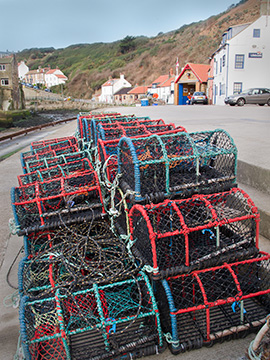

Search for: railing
xmin=0 ymin=117 xmax=77 ymax=142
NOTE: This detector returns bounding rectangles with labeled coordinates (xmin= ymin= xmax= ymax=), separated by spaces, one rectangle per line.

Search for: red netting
xmin=31 ymin=136 xmax=77 ymax=150
xmin=155 ymin=253 xmax=270 ymax=353
xmin=18 ymin=158 xmax=93 ymax=186
xmin=12 ymin=169 xmax=104 ymax=234
xmin=129 ymin=188 xmax=259 ymax=276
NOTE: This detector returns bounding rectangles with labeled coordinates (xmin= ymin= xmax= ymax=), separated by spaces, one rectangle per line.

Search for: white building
xmin=18 ymin=61 xmax=29 ymax=80
xmin=212 ymin=15 xmax=270 ymax=105
xmin=158 ymin=76 xmax=175 ymax=104
xmin=99 ymin=74 xmax=132 ymax=103
xmin=45 ymin=68 xmax=68 ymax=88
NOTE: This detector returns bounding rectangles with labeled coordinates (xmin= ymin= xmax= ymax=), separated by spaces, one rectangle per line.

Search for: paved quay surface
xmin=0 ymin=105 xmax=269 ymax=360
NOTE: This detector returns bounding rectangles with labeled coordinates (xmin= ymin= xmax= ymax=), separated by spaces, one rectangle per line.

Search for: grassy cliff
xmin=17 ymin=0 xmax=260 ymax=99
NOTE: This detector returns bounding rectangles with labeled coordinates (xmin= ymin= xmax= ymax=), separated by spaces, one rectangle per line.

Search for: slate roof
xmin=114 ymin=87 xmax=133 ymax=95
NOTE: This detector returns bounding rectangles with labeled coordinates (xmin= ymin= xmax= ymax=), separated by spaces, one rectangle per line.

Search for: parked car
xmin=190 ymin=92 xmax=208 ymax=105
xmin=224 ymin=88 xmax=270 ymax=106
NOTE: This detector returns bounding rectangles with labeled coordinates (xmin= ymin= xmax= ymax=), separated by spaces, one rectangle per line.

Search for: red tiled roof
xmin=160 ymin=76 xmax=175 ymax=87
xmin=150 ymin=75 xmax=169 ymax=87
xmin=175 ymin=63 xmax=209 ymax=83
xmin=102 ymin=79 xmax=118 ymax=86
xmin=128 ymin=86 xmax=148 ymax=94
xmin=55 ymin=74 xmax=67 ymax=79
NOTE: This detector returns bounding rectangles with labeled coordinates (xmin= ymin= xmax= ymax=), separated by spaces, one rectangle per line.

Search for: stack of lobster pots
xmin=11 ymin=111 xmax=270 ymax=360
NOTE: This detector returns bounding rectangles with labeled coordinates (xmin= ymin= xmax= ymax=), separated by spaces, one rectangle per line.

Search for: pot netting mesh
xmin=22 ymin=220 xmax=113 ymax=257
xmin=20 ymin=272 xmax=163 ymax=360
xmin=97 ymin=139 xmax=119 ymax=183
xmin=11 ymin=169 xmax=104 ymax=235
xmin=18 ymin=158 xmax=94 ymax=186
xmin=19 ymin=220 xmax=140 ymax=298
xmin=129 ymin=188 xmax=259 ymax=277
xmin=22 ymin=150 xmax=91 ymax=174
xmin=31 ymin=136 xmax=78 ymax=150
xmin=89 ymin=116 xmax=150 ymax=145
xmin=155 ymin=253 xmax=270 ymax=354
xmin=118 ymin=129 xmax=237 ymax=201
xmin=77 ymin=113 xmax=122 ymax=139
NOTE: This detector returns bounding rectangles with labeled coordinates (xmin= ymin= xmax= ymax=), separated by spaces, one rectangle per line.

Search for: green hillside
xmin=17 ymin=0 xmax=260 ymax=99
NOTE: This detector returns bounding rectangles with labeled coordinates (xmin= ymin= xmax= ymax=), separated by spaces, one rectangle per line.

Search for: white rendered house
xmin=45 ymin=68 xmax=68 ymax=88
xmin=99 ymin=74 xmax=132 ymax=103
xmin=18 ymin=61 xmax=29 ymax=80
xmin=212 ymin=15 xmax=270 ymax=105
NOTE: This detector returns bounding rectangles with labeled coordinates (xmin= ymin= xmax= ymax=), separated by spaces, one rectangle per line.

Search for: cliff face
xmin=17 ymin=0 xmax=261 ymax=99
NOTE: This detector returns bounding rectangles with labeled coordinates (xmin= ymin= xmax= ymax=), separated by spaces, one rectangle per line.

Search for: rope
xmin=163 ymin=332 xmax=180 ymax=347
xmin=3 ymin=290 xmax=20 ymax=308
xmin=6 ymin=245 xmax=24 ymax=289
xmin=248 ymin=340 xmax=262 ymax=360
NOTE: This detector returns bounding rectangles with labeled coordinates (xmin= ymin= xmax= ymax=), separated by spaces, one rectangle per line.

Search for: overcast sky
xmin=1 ymin=0 xmax=238 ymax=52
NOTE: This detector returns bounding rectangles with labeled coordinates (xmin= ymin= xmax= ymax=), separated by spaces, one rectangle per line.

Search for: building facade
xmin=211 ymin=15 xmax=270 ymax=105
xmin=174 ymin=63 xmax=209 ymax=105
xmin=99 ymin=74 xmax=132 ymax=103
xmin=18 ymin=61 xmax=29 ymax=80
xmin=0 ymin=55 xmax=23 ymax=110
xmin=45 ymin=68 xmax=68 ymax=88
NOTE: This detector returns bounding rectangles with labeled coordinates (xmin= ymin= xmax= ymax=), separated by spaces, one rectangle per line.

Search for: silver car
xmin=224 ymin=88 xmax=270 ymax=106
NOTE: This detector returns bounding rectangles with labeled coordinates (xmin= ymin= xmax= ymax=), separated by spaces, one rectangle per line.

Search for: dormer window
xmin=253 ymin=29 xmax=260 ymax=38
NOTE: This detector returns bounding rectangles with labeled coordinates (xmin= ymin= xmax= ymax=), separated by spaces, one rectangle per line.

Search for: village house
xmin=0 ymin=55 xmax=24 ymax=110
xmin=45 ymin=68 xmax=68 ymax=88
xmin=174 ymin=63 xmax=209 ymax=105
xmin=148 ymin=71 xmax=175 ymax=104
xmin=127 ymin=85 xmax=148 ymax=102
xmin=18 ymin=61 xmax=29 ymax=80
xmin=24 ymin=67 xmax=49 ymax=86
xmin=210 ymin=13 xmax=270 ymax=105
xmin=114 ymin=87 xmax=133 ymax=105
xmin=99 ymin=74 xmax=132 ymax=103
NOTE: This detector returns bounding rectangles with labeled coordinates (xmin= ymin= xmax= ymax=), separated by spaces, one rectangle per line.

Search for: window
xmin=235 ymin=54 xmax=245 ymax=69
xmin=220 ymin=58 xmax=222 ymax=72
xmin=233 ymin=82 xmax=242 ymax=94
xmin=0 ymin=65 xmax=6 ymax=71
xmin=1 ymin=78 xmax=9 ymax=86
xmin=219 ymin=83 xmax=225 ymax=95
xmin=222 ymin=55 xmax=226 ymax=67
xmin=253 ymin=29 xmax=260 ymax=38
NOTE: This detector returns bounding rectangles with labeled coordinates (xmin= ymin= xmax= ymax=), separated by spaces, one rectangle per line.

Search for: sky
xmin=1 ymin=0 xmax=239 ymax=52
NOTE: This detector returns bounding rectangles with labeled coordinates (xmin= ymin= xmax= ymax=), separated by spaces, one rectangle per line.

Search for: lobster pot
xmin=90 ymin=116 xmax=149 ymax=144
xmin=21 ymin=145 xmax=79 ymax=171
xmin=123 ymin=125 xmax=149 ymax=138
xmin=18 ymin=222 xmax=139 ymax=298
xmin=20 ymin=272 xmax=163 ymax=360
xmin=138 ymin=118 xmax=165 ymax=126
xmin=31 ymin=136 xmax=77 ymax=150
xmin=18 ymin=158 xmax=94 ymax=186
xmin=97 ymin=139 xmax=119 ymax=183
xmin=22 ymin=219 xmax=114 ymax=257
xmin=19 ymin=295 xmax=68 ymax=360
xmin=145 ymin=123 xmax=186 ymax=135
xmin=118 ymin=130 xmax=237 ymax=201
xmin=22 ymin=150 xmax=90 ymax=174
xmin=11 ymin=169 xmax=104 ymax=235
xmin=155 ymin=253 xmax=270 ymax=354
xmin=31 ymin=140 xmax=79 ymax=154
xmin=129 ymin=188 xmax=259 ymax=277
xmin=97 ymin=123 xmax=126 ymax=142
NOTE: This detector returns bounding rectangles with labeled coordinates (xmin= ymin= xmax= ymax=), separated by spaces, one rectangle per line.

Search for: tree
xmin=119 ymin=36 xmax=136 ymax=54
